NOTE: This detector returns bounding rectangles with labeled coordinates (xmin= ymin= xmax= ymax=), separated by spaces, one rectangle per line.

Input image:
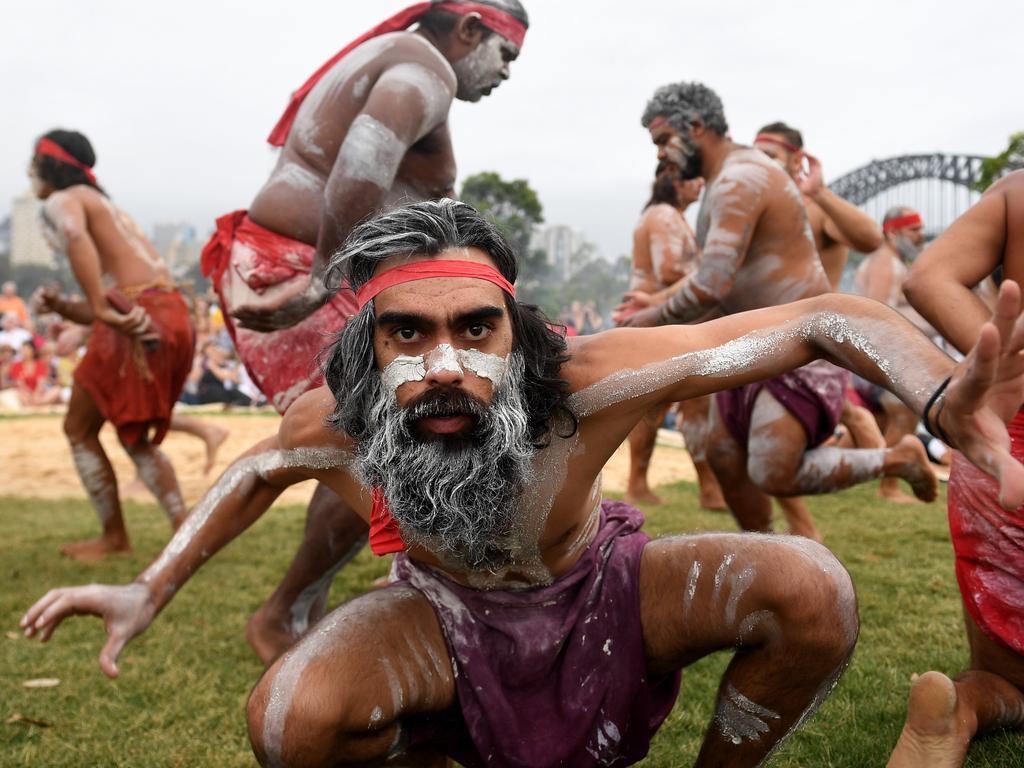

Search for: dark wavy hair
xmin=33 ymin=129 xmax=106 ymax=195
xmin=322 ymin=198 xmax=574 ymax=446
xmin=644 ymin=159 xmax=680 ymax=210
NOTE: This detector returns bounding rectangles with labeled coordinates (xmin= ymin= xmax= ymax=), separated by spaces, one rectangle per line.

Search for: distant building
xmin=10 ymin=192 xmax=54 ymax=267
xmin=0 ymin=216 xmax=10 ymax=256
xmin=152 ymin=222 xmax=201 ymax=278
xmin=531 ymin=224 xmax=583 ymax=282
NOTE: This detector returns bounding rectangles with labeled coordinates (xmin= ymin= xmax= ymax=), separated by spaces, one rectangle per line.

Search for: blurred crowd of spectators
xmin=0 ymin=280 xmax=267 ymax=412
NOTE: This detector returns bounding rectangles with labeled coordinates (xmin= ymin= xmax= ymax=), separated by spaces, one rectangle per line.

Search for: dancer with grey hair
xmin=618 ymin=81 xmax=936 ymax=538
xmin=23 ymin=199 xmax=1024 ymax=767
xmin=194 ymin=0 xmax=529 ymax=661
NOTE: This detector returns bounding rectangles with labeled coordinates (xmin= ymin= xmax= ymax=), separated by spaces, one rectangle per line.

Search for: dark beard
xmin=353 ymin=352 xmax=534 ymax=571
xmin=676 ymin=147 xmax=703 ymax=180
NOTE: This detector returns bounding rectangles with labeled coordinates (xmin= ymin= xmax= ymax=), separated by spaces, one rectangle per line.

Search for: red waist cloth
xmin=200 ymin=211 xmax=358 ymax=413
xmin=370 ymin=487 xmax=407 ymax=556
xmin=74 ymin=289 xmax=194 ymax=445
xmin=948 ymin=408 xmax=1024 ymax=654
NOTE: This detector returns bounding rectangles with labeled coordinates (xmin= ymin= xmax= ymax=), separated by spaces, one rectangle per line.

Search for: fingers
xmin=20 ymin=589 xmax=64 ymax=635
xmin=99 ymin=633 xmax=128 ymax=679
xmin=953 ymin=324 xmax=1000 ymax=406
xmin=991 ymin=280 xmax=1021 ymax=349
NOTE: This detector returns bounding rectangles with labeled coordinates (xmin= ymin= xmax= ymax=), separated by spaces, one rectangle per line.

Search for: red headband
xmin=35 ymin=138 xmax=97 ymax=185
xmin=883 ymin=212 xmax=923 ymax=233
xmin=356 ymin=259 xmax=515 ymax=309
xmin=754 ymin=134 xmax=801 ymax=154
xmin=267 ymin=2 xmax=527 ymax=146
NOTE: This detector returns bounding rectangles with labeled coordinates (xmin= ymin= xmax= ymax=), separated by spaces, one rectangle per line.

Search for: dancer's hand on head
xmin=940 ymin=280 xmax=1024 ymax=508
xmin=233 ymin=280 xmax=330 ymax=332
xmin=20 ymin=583 xmax=157 ymax=678
xmin=797 ymin=153 xmax=824 ymax=196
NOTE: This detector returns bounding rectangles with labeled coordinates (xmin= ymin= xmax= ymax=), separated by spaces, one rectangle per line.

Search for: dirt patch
xmin=0 ymin=413 xmax=696 ymax=505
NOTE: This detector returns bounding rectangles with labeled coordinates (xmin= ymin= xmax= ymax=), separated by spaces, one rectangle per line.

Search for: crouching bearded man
xmin=23 ymin=200 xmax=1024 ymax=767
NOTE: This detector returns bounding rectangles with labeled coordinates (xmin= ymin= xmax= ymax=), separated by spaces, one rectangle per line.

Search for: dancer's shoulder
xmin=279 ymin=387 xmax=349 ymax=451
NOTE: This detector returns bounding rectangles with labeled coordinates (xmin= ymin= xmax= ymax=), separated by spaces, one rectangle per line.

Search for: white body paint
xmin=715 ymin=682 xmax=781 ymax=746
xmin=337 ymin=115 xmax=406 ymax=189
xmin=71 ymin=443 xmax=118 ymax=525
xmin=380 ymin=344 xmax=509 ymax=393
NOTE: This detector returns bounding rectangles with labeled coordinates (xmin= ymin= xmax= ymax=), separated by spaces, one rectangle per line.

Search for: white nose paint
xmin=380 ymin=344 xmax=509 ymax=393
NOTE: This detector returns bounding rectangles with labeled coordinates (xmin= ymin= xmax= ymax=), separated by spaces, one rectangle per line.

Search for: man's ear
xmin=454 ymin=13 xmax=487 ymax=47
xmin=689 ymin=119 xmax=707 ymax=140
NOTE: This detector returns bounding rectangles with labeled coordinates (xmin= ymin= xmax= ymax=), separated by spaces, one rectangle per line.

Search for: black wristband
xmin=922 ymin=375 xmax=952 ymax=442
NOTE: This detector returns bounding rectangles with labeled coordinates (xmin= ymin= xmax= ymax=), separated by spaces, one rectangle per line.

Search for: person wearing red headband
xmin=620 ymin=83 xmax=936 ymax=536
xmin=888 ymin=171 xmax=1024 ymax=767
xmin=24 ymin=199 xmax=1024 ymax=767
xmin=194 ymin=0 xmax=527 ymax=662
xmin=754 ymin=122 xmax=883 ymax=289
xmin=753 ymin=122 xmax=889 ymax=535
xmin=27 ymin=129 xmax=196 ymax=562
xmin=853 ymin=206 xmax=939 ymax=504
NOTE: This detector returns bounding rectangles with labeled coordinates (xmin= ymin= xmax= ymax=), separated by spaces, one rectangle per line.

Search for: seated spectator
xmin=0 ymin=313 xmax=32 ymax=350
xmin=0 ymin=282 xmax=30 ymax=328
xmin=197 ymin=342 xmax=252 ymax=407
xmin=10 ymin=340 xmax=61 ymax=407
xmin=0 ymin=344 xmax=15 ymax=389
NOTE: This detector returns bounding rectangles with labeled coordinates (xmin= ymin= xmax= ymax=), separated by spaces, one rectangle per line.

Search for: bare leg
xmin=889 ymin=611 xmax=1024 ymax=767
xmin=680 ymin=396 xmax=726 ymax=510
xmin=706 ymin=400 xmax=774 ymax=532
xmin=170 ymin=412 xmax=229 ymax=473
xmin=248 ymin=586 xmax=455 ymax=767
xmin=625 ymin=405 xmax=667 ymax=506
xmin=247 ymin=483 xmax=369 ymax=664
xmin=841 ymin=399 xmax=886 ymax=449
xmin=640 ymin=532 xmax=858 ymax=766
xmin=121 ymin=438 xmax=188 ymax=528
xmin=775 ymin=496 xmax=822 ymax=542
xmin=879 ymin=391 xmax=926 ymax=504
xmin=60 ymin=384 xmax=131 ymax=561
xmin=746 ymin=392 xmax=937 ymax=502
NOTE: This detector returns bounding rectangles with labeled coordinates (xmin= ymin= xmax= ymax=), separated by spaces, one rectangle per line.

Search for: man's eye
xmin=466 ymin=324 xmax=490 ymax=339
xmin=396 ymin=328 xmax=419 ymax=341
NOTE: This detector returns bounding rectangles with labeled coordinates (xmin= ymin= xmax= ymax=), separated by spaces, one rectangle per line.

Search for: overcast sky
xmin=2 ymin=0 xmax=1020 ymax=259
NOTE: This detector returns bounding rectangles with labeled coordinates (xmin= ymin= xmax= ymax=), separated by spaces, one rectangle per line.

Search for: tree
xmin=976 ymin=132 xmax=1024 ymax=192
xmin=459 ymin=171 xmax=547 ymax=280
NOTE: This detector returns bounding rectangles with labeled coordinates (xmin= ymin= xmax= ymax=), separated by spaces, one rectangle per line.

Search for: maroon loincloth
xmin=200 ymin=211 xmax=358 ymax=413
xmin=74 ymin=288 xmax=194 ymax=445
xmin=391 ymin=499 xmax=680 ymax=768
xmin=948 ymin=409 xmax=1024 ymax=654
xmin=716 ymin=359 xmax=846 ymax=449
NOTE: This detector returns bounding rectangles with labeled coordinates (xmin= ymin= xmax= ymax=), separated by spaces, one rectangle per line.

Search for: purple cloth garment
xmin=715 ymin=360 xmax=846 ymax=449
xmin=393 ymin=499 xmax=680 ymax=767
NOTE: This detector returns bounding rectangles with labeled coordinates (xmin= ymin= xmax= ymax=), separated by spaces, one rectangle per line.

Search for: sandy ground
xmin=0 ymin=411 xmax=697 ymax=505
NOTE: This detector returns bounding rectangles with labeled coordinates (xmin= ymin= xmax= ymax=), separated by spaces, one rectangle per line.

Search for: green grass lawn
xmin=2 ymin=483 xmax=1024 ymax=767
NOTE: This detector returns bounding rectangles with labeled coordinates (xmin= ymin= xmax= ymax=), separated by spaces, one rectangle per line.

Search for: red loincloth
xmin=715 ymin=360 xmax=847 ymax=449
xmin=74 ymin=288 xmax=193 ymax=446
xmin=948 ymin=409 xmax=1024 ymax=654
xmin=200 ymin=211 xmax=358 ymax=413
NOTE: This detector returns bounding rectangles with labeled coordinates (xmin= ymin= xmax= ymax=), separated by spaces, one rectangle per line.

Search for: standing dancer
xmin=197 ymin=0 xmax=529 ymax=661
xmin=29 ymin=129 xmax=194 ymax=561
xmin=620 ymin=82 xmax=936 ymax=537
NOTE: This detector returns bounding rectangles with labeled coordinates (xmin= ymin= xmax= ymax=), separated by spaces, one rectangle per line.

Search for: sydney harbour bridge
xmin=830 ymin=153 xmax=1007 ymax=238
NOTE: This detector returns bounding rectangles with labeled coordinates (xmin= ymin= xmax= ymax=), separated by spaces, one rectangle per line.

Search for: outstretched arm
xmin=21 ymin=394 xmax=360 ymax=677
xmin=573 ymin=285 xmax=1024 ymax=506
xmin=233 ymin=61 xmax=455 ymax=331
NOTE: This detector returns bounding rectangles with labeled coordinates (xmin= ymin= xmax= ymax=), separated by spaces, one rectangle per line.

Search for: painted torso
xmin=696 ymin=149 xmax=830 ymax=315
xmin=631 ymin=204 xmax=696 ymax=290
xmin=248 ymin=32 xmax=458 ymax=244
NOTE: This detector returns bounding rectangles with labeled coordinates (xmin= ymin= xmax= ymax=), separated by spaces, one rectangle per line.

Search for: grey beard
xmin=354 ymin=352 xmax=534 ymax=571
xmin=893 ymin=235 xmax=922 ymax=263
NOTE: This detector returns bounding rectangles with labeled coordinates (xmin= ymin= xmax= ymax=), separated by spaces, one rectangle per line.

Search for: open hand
xmin=232 ymin=281 xmax=329 ymax=332
xmin=20 ymin=583 xmax=157 ymax=678
xmin=613 ymin=290 xmax=657 ymax=326
xmin=619 ymin=306 xmax=664 ymax=328
xmin=31 ymin=285 xmax=62 ymax=315
xmin=941 ymin=280 xmax=1024 ymax=508
xmin=797 ymin=153 xmax=825 ymax=197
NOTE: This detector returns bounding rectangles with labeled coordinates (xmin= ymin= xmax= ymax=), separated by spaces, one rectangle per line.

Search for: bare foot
xmin=888 ymin=671 xmax=974 ymax=768
xmin=60 ymin=536 xmax=131 ymax=562
xmin=884 ymin=436 xmax=938 ymax=502
xmin=203 ymin=425 xmax=229 ymax=474
xmin=246 ymin=606 xmax=299 ymax=666
xmin=625 ymin=486 xmax=663 ymax=506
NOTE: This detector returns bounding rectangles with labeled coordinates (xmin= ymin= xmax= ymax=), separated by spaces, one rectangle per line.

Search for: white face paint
xmin=379 ymin=344 xmax=509 ymax=394
xmin=337 ymin=114 xmax=405 ymax=189
xmin=452 ymin=34 xmax=510 ymax=102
